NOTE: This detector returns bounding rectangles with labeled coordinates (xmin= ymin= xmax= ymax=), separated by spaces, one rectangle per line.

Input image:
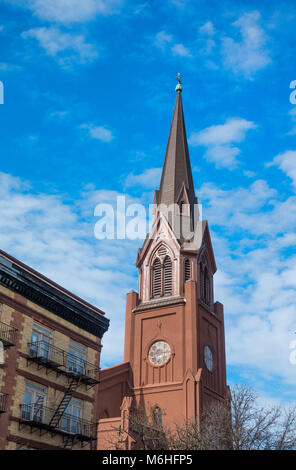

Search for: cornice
xmin=133 ymin=295 xmax=185 ymax=313
xmin=0 ymin=257 xmax=109 ymax=339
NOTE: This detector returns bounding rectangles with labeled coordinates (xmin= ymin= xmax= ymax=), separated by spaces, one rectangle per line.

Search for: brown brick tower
xmin=97 ymin=75 xmax=229 ymax=449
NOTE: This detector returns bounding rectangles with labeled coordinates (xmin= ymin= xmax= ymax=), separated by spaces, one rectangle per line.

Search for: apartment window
xmin=29 ymin=323 xmax=52 ymax=359
xmin=61 ymin=399 xmax=82 ymax=434
xmin=67 ymin=341 xmax=86 ymax=375
xmin=22 ymin=382 xmax=47 ymax=423
xmin=0 ymin=303 xmax=2 ymax=319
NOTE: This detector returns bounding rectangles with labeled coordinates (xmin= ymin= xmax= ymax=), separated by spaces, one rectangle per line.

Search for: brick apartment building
xmin=0 ymin=249 xmax=109 ymax=450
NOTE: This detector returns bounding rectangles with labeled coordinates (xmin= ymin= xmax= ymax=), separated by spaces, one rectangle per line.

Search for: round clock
xmin=204 ymin=345 xmax=213 ymax=371
xmin=148 ymin=341 xmax=171 ymax=366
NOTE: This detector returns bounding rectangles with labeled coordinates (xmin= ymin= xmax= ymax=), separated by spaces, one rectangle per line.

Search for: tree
xmin=230 ymin=384 xmax=296 ymax=450
xmin=170 ymin=384 xmax=296 ymax=450
xmin=110 ymin=385 xmax=296 ymax=450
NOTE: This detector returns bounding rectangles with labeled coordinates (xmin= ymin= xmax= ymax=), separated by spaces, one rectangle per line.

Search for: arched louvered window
xmin=184 ymin=259 xmax=191 ymax=282
xmin=152 ymin=258 xmax=162 ymax=298
xmin=203 ymin=266 xmax=208 ymax=303
xmin=163 ymin=256 xmax=172 ymax=296
xmin=205 ymin=271 xmax=210 ymax=305
xmin=200 ymin=264 xmax=204 ymax=301
xmin=200 ymin=263 xmax=211 ymax=305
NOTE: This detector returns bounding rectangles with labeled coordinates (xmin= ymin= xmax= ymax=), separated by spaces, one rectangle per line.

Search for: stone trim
xmin=7 ymin=433 xmax=68 ymax=450
xmin=15 ymin=367 xmax=95 ymax=402
xmin=133 ymin=296 xmax=185 ymax=313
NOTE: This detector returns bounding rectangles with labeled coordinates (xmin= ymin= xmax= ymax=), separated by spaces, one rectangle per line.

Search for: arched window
xmin=200 ymin=264 xmax=204 ymax=301
xmin=152 ymin=407 xmax=162 ymax=427
xmin=152 ymin=258 xmax=162 ymax=298
xmin=163 ymin=256 xmax=172 ymax=296
xmin=151 ymin=252 xmax=173 ymax=299
xmin=184 ymin=259 xmax=191 ymax=282
xmin=205 ymin=271 xmax=210 ymax=305
xmin=203 ymin=266 xmax=208 ymax=303
xmin=200 ymin=262 xmax=211 ymax=305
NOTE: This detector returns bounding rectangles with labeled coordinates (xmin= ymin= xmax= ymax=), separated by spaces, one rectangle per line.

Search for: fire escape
xmin=0 ymin=392 xmax=8 ymax=413
xmin=19 ymin=341 xmax=99 ymax=449
xmin=0 ymin=320 xmax=18 ymax=349
xmin=0 ymin=321 xmax=17 ymax=416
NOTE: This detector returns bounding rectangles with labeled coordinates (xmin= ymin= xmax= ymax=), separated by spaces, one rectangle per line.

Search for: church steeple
xmin=156 ymin=74 xmax=197 ymax=228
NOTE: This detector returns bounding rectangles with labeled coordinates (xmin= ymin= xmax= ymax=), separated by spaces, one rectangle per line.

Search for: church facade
xmin=97 ymin=79 xmax=229 ymax=450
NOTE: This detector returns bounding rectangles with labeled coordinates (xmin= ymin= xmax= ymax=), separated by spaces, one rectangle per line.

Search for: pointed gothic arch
xmin=149 ymin=242 xmax=175 ymax=299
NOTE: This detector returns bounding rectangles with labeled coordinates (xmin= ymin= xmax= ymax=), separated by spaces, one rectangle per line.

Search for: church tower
xmin=97 ymin=76 xmax=229 ymax=449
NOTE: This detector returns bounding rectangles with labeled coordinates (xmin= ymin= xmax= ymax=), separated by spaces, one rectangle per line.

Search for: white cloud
xmin=287 ymin=108 xmax=296 ymax=135
xmin=22 ymin=27 xmax=98 ymax=65
xmin=189 ymin=118 xmax=257 ymax=168
xmin=5 ymin=0 xmax=122 ymax=24
xmin=154 ymin=30 xmax=173 ymax=51
xmin=0 ymin=62 xmax=22 ymax=72
xmin=199 ymin=178 xmax=296 ymax=392
xmin=48 ymin=110 xmax=69 ymax=120
xmin=204 ymin=145 xmax=241 ymax=168
xmin=221 ymin=11 xmax=271 ymax=79
xmin=80 ymin=123 xmax=114 ymax=142
xmin=199 ymin=21 xmax=215 ymax=36
xmin=171 ymin=43 xmax=191 ymax=57
xmin=244 ymin=170 xmax=256 ymax=178
xmin=169 ymin=0 xmax=188 ymax=8
xmin=154 ymin=31 xmax=191 ymax=58
xmin=269 ymin=150 xmax=296 ymax=188
xmin=124 ymin=168 xmax=162 ymax=189
xmin=191 ymin=118 xmax=256 ymax=146
xmin=0 ymin=171 xmax=140 ymax=367
xmin=197 ymin=21 xmax=216 ymax=57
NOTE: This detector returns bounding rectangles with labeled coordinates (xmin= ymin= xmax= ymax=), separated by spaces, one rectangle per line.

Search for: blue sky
xmin=1 ymin=0 xmax=296 ymax=406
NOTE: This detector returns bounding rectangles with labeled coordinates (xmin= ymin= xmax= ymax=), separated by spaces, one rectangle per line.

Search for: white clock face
xmin=204 ymin=345 xmax=213 ymax=371
xmin=149 ymin=341 xmax=171 ymax=366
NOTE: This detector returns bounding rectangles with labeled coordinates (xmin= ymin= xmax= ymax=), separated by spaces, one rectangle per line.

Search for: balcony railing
xmin=27 ymin=341 xmax=100 ymax=385
xmin=28 ymin=341 xmax=65 ymax=369
xmin=66 ymin=353 xmax=100 ymax=385
xmin=19 ymin=403 xmax=96 ymax=441
xmin=0 ymin=321 xmax=17 ymax=348
xmin=0 ymin=392 xmax=8 ymax=413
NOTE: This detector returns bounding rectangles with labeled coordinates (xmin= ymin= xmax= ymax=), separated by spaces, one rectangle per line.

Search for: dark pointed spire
xmin=157 ymin=74 xmax=197 ymax=221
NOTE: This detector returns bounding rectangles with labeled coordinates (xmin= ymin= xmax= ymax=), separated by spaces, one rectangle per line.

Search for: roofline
xmin=0 ymin=249 xmax=105 ymax=316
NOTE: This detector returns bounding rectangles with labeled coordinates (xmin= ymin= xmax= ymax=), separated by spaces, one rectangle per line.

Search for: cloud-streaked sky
xmin=1 ymin=0 xmax=296 ymax=406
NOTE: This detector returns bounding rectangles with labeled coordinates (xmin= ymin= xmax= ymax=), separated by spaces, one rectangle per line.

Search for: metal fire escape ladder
xmin=48 ymin=376 xmax=81 ymax=429
xmin=32 ymin=394 xmax=44 ymax=421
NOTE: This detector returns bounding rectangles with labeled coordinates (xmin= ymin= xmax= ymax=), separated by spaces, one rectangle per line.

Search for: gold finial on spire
xmin=175 ymin=72 xmax=183 ymax=92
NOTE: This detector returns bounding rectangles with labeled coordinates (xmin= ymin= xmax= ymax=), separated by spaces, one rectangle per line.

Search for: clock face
xmin=204 ymin=345 xmax=213 ymax=371
xmin=149 ymin=341 xmax=171 ymax=366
